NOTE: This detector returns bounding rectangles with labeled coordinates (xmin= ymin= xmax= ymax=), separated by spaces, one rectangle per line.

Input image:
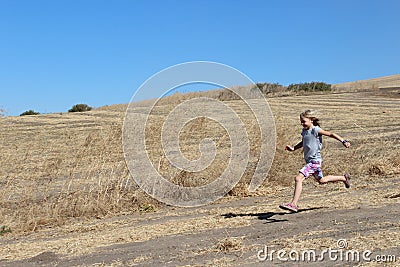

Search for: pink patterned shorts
xmin=300 ymin=160 xmax=323 ymax=179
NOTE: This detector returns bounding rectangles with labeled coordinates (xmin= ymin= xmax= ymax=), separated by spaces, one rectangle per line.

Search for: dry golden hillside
xmin=0 ymin=84 xmax=399 ymax=266
xmin=1 ymin=88 xmax=399 ymax=233
xmin=333 ymin=74 xmax=400 ymax=90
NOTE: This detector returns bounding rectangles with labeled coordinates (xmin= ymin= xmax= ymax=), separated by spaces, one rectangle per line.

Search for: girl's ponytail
xmin=312 ymin=118 xmax=320 ymax=127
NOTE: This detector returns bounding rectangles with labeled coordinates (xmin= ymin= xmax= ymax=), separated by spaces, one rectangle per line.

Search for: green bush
xmin=0 ymin=225 xmax=11 ymax=235
xmin=287 ymin=82 xmax=331 ymax=92
xmin=20 ymin=110 xmax=40 ymax=116
xmin=256 ymin=82 xmax=285 ymax=94
xmin=68 ymin=104 xmax=92 ymax=113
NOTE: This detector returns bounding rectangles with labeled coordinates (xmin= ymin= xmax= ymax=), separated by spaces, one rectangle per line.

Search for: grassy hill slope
xmin=333 ymin=74 xmax=400 ymax=90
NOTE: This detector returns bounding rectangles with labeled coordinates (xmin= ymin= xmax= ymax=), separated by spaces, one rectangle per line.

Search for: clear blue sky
xmin=1 ymin=0 xmax=399 ymax=116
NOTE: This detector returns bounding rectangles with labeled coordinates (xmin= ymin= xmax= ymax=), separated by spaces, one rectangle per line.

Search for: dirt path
xmin=1 ymin=175 xmax=399 ymax=266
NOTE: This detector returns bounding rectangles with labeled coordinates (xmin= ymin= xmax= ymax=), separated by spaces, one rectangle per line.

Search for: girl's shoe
xmin=279 ymin=203 xmax=298 ymax=212
xmin=344 ymin=173 xmax=351 ymax=188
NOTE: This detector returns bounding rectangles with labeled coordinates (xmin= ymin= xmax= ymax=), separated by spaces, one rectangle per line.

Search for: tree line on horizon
xmin=19 ymin=103 xmax=93 ymax=116
xmin=256 ymin=81 xmax=331 ymax=94
xmin=17 ymin=81 xmax=331 ymax=116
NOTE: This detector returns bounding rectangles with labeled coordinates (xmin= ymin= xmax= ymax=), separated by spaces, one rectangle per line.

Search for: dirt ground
xmin=1 ymin=175 xmax=399 ymax=266
xmin=0 ymin=90 xmax=399 ymax=266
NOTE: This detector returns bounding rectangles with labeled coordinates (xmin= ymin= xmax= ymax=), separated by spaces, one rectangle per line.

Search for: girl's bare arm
xmin=318 ymin=129 xmax=351 ymax=148
xmin=286 ymin=141 xmax=303 ymax=151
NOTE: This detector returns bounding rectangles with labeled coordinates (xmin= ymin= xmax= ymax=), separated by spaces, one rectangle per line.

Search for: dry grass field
xmin=332 ymin=74 xmax=400 ymax=91
xmin=0 ymin=80 xmax=399 ymax=266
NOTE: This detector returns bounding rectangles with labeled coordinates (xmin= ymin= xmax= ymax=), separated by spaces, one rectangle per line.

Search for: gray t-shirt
xmin=302 ymin=126 xmax=323 ymax=163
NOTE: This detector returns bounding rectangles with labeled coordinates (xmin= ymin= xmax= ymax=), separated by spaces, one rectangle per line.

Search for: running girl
xmin=279 ymin=110 xmax=351 ymax=212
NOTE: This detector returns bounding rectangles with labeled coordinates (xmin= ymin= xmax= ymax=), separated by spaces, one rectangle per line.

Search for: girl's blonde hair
xmin=300 ymin=110 xmax=321 ymax=127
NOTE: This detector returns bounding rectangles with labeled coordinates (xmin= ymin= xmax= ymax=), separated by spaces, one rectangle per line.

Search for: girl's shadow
xmin=222 ymin=207 xmax=323 ymax=224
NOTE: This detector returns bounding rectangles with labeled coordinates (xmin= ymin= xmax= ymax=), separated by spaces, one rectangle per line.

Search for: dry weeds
xmin=0 ymin=84 xmax=399 ymax=267
xmin=0 ymin=88 xmax=399 ymax=236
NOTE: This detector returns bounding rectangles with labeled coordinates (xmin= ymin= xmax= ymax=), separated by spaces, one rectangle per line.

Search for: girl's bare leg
xmin=319 ymin=175 xmax=346 ymax=183
xmin=292 ymin=173 xmax=306 ymax=206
